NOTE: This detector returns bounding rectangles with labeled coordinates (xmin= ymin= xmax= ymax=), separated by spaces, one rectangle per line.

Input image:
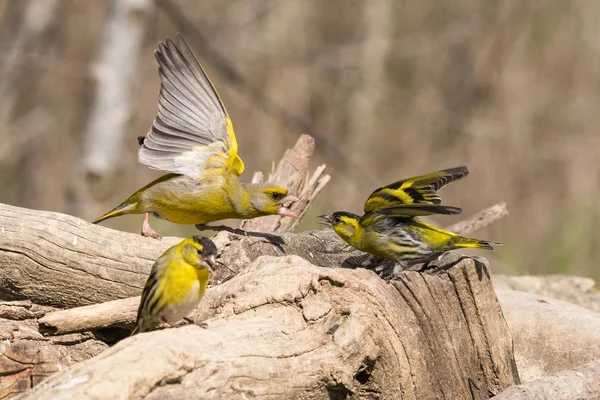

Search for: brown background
xmin=0 ymin=0 xmax=598 ymax=278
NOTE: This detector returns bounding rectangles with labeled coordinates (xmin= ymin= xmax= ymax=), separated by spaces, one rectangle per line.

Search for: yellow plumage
xmin=93 ymin=35 xmax=298 ymax=239
xmin=131 ymin=235 xmax=217 ymax=335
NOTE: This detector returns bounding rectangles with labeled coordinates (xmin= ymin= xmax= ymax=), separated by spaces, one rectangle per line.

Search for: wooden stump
xmin=18 ymin=253 xmax=519 ymax=399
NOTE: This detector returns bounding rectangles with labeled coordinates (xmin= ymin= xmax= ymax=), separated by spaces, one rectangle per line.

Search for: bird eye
xmin=272 ymin=192 xmax=283 ymax=201
xmin=197 ymin=248 xmax=203 ymax=256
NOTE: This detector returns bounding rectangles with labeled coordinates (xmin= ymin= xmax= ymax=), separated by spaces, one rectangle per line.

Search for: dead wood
xmin=445 ymin=202 xmax=508 ymax=235
xmin=240 ymin=134 xmax=330 ymax=233
xmin=18 ymin=254 xmax=519 ymax=399
xmin=0 ymin=200 xmax=507 ymax=311
xmin=0 ymin=193 xmax=511 ymax=398
xmin=38 ymin=297 xmax=140 ymax=336
xmin=0 ymin=301 xmax=109 ymax=400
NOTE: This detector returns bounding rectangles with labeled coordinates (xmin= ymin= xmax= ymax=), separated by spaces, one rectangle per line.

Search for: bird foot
xmin=195 ymin=224 xmax=249 ymax=237
xmin=141 ymin=212 xmax=162 ymax=239
xmin=141 ymin=222 xmax=162 ymax=240
xmin=183 ymin=317 xmax=208 ymax=329
xmin=416 ymin=261 xmax=436 ymax=273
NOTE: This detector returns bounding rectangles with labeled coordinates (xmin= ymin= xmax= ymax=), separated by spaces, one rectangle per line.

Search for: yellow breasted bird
xmin=318 ymin=167 xmax=499 ymax=268
xmin=93 ymin=35 xmax=298 ymax=239
xmin=131 ymin=235 xmax=217 ymax=335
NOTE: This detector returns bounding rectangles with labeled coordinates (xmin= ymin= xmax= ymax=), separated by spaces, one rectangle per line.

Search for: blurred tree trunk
xmin=0 ymin=0 xmax=59 ymax=126
xmin=71 ymin=0 xmax=154 ymax=221
xmin=349 ymin=0 xmax=392 ymax=156
xmin=342 ymin=0 xmax=393 ymax=208
xmin=258 ymin=0 xmax=309 ymax=164
xmin=0 ymin=0 xmax=59 ymax=208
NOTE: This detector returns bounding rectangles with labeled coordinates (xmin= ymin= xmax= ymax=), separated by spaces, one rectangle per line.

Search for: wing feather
xmin=364 ymin=166 xmax=469 ymax=213
xmin=138 ymin=34 xmax=244 ymax=178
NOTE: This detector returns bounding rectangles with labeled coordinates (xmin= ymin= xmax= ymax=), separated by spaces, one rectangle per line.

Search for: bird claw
xmin=195 ymin=224 xmax=249 ymax=237
xmin=183 ymin=317 xmax=208 ymax=329
xmin=142 ymin=213 xmax=162 ymax=239
xmin=141 ymin=224 xmax=162 ymax=240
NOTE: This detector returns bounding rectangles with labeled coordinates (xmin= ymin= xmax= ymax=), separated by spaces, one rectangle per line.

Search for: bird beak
xmin=277 ymin=195 xmax=301 ymax=218
xmin=202 ymin=254 xmax=216 ymax=271
xmin=317 ymin=214 xmax=333 ymax=227
xmin=278 ymin=206 xmax=298 ymax=218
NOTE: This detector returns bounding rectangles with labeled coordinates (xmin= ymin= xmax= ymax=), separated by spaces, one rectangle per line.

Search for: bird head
xmin=182 ymin=236 xmax=218 ymax=271
xmin=250 ymin=186 xmax=299 ymax=218
xmin=318 ymin=211 xmax=361 ymax=241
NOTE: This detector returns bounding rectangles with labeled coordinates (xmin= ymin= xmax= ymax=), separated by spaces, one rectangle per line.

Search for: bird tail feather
xmin=453 ymin=237 xmax=501 ymax=250
xmin=93 ymin=202 xmax=137 ymax=224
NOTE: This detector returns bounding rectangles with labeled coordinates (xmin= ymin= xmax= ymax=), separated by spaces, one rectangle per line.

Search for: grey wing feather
xmin=138 ymin=34 xmax=232 ymax=179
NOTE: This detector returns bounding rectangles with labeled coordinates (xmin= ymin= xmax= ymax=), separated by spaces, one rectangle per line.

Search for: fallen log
xmin=19 ymin=254 xmax=520 ymax=399
xmin=0 ymin=201 xmax=508 ymax=310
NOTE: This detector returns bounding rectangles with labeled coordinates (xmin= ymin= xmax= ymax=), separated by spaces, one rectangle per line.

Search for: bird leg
xmin=416 ymin=261 xmax=436 ymax=273
xmin=195 ymin=224 xmax=249 ymax=237
xmin=141 ymin=212 xmax=162 ymax=240
xmin=183 ymin=317 xmax=208 ymax=329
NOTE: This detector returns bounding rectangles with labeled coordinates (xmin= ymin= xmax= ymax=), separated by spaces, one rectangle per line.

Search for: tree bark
xmin=0 ymin=301 xmax=109 ymax=399
xmin=17 ymin=254 xmax=519 ymax=399
xmin=38 ymin=297 xmax=140 ymax=335
xmin=240 ymin=134 xmax=330 ymax=233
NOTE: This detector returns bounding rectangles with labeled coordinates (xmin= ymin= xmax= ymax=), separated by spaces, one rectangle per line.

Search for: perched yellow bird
xmin=93 ymin=35 xmax=298 ymax=239
xmin=131 ymin=235 xmax=217 ymax=335
xmin=318 ymin=167 xmax=499 ymax=268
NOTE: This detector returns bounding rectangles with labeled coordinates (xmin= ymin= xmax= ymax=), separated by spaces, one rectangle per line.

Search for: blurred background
xmin=1 ymin=0 xmax=599 ymax=278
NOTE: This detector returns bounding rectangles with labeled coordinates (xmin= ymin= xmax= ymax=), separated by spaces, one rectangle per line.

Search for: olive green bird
xmin=93 ymin=35 xmax=298 ymax=239
xmin=131 ymin=235 xmax=217 ymax=335
xmin=318 ymin=167 xmax=499 ymax=268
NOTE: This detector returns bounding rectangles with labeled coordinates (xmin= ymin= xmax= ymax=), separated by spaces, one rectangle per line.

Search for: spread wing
xmin=363 ymin=166 xmax=468 ymax=213
xmin=138 ymin=34 xmax=244 ymax=179
xmin=361 ymin=204 xmax=462 ymax=229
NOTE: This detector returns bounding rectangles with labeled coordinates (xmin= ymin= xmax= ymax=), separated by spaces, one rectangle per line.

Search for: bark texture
xmin=17 ymin=254 xmax=519 ymax=399
xmin=240 ymin=134 xmax=330 ymax=233
xmin=0 ymin=301 xmax=109 ymax=399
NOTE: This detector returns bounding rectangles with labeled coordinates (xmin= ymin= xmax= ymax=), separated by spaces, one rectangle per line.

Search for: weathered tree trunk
xmin=16 ymin=254 xmax=519 ymax=399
